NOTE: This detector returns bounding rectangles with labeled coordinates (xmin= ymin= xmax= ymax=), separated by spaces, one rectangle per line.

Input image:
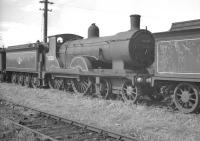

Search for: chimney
xmin=88 ymin=23 xmax=99 ymax=38
xmin=130 ymin=14 xmax=141 ymax=30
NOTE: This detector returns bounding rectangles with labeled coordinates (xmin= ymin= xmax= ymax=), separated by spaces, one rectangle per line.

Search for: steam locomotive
xmin=1 ymin=15 xmax=200 ymax=113
xmin=0 ymin=15 xmax=155 ymax=103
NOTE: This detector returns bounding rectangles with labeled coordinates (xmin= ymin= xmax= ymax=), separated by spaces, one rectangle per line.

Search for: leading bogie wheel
xmin=121 ymin=80 xmax=142 ymax=104
xmin=173 ymin=82 xmax=200 ymax=113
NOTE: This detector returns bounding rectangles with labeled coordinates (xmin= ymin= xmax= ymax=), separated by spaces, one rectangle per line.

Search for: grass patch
xmin=0 ymin=83 xmax=200 ymax=141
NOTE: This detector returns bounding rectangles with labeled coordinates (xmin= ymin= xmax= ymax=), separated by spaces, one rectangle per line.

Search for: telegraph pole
xmin=39 ymin=0 xmax=53 ymax=43
xmin=0 ymin=33 xmax=3 ymax=48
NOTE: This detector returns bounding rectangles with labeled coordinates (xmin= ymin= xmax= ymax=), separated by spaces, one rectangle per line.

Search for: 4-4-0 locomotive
xmin=0 ymin=14 xmax=155 ymax=102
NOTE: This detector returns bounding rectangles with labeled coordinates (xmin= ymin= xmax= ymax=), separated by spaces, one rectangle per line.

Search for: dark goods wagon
xmin=152 ymin=19 xmax=200 ymax=113
xmin=5 ymin=42 xmax=46 ymax=87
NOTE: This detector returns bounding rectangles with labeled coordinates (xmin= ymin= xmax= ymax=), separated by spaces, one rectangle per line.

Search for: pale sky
xmin=0 ymin=0 xmax=199 ymax=46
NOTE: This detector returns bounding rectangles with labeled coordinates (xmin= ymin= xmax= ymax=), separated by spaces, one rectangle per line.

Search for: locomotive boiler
xmin=58 ymin=15 xmax=155 ymax=70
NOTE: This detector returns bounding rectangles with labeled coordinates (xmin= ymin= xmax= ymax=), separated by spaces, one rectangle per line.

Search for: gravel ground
xmin=0 ymin=117 xmax=36 ymax=141
xmin=0 ymin=83 xmax=200 ymax=141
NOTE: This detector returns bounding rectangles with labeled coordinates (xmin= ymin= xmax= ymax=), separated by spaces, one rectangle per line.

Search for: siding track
xmin=0 ymin=99 xmax=140 ymax=141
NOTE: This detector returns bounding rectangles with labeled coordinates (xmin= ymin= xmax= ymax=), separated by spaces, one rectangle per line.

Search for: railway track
xmin=0 ymin=99 xmax=140 ymax=141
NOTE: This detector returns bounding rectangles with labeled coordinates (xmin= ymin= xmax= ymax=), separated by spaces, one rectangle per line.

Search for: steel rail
xmin=0 ymin=115 xmax=57 ymax=141
xmin=0 ymin=98 xmax=140 ymax=141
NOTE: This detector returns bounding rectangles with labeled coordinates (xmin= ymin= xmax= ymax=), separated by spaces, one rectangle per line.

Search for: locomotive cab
xmin=46 ymin=34 xmax=83 ymax=70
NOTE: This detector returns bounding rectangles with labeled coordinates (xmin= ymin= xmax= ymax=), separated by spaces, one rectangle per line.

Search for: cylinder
xmin=130 ymin=14 xmax=141 ymax=30
xmin=88 ymin=23 xmax=99 ymax=38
